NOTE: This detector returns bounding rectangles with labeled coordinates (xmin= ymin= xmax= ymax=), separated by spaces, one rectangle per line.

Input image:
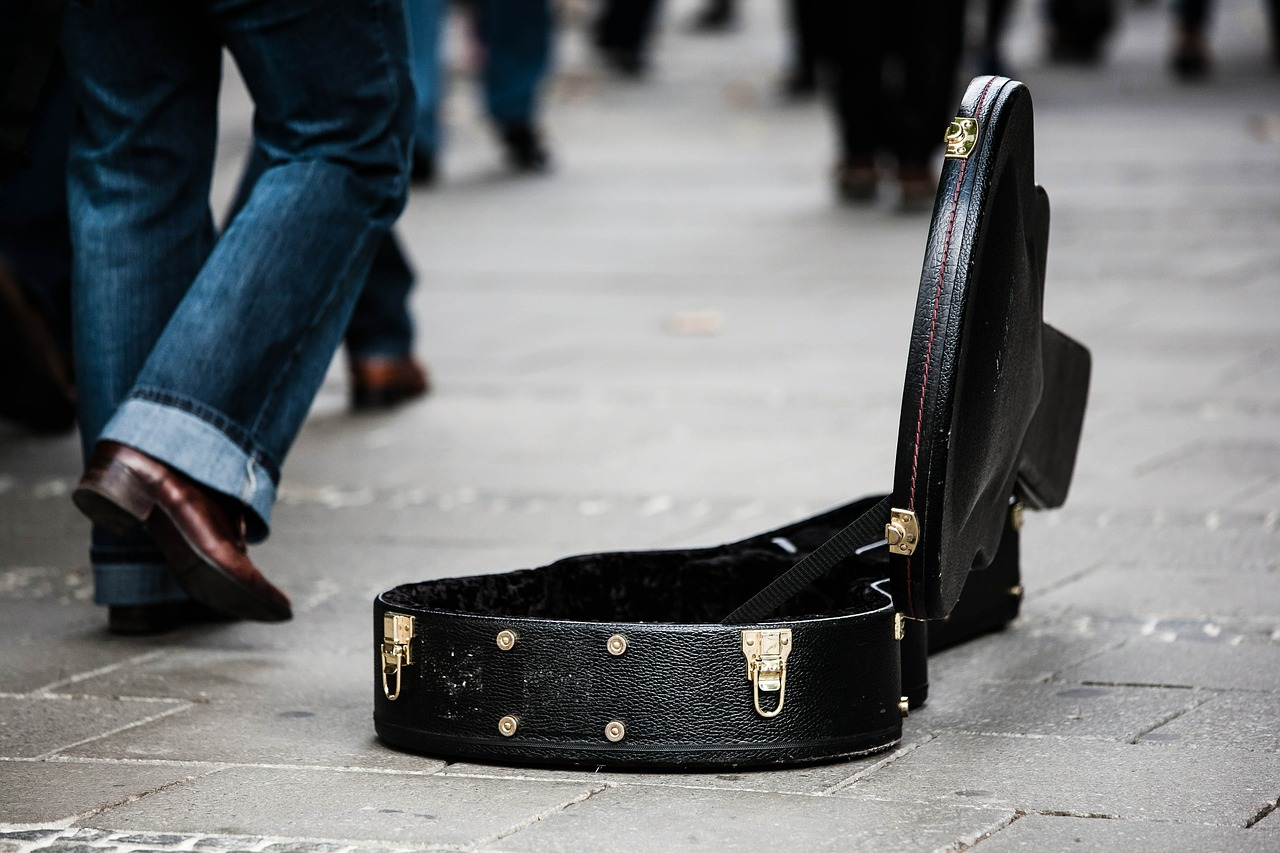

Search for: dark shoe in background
xmin=350 ymin=354 xmax=430 ymax=411
xmin=1170 ymin=27 xmax=1211 ymax=80
xmin=0 ymin=260 xmax=75 ymax=433
xmin=73 ymin=441 xmax=292 ymax=623
xmin=108 ymin=600 xmax=239 ymax=636
xmin=898 ymin=164 xmax=937 ymax=214
xmin=410 ymin=150 xmax=438 ymax=187
xmin=692 ymin=0 xmax=735 ymax=31
xmin=836 ymin=158 xmax=878 ymax=204
xmin=499 ymin=124 xmax=551 ymax=173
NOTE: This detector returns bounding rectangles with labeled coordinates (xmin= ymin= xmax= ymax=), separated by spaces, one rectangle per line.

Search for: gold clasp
xmin=741 ymin=629 xmax=792 ymax=719
xmin=944 ymin=117 xmax=978 ymax=159
xmin=886 ymin=508 xmax=920 ymax=556
xmin=381 ymin=613 xmax=415 ymax=701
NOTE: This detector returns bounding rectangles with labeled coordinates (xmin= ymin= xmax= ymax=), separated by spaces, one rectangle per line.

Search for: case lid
xmin=888 ymin=76 xmax=1090 ymax=620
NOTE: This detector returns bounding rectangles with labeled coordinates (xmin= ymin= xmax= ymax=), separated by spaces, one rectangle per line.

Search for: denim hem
xmin=100 ymin=397 xmax=277 ymax=542
xmin=92 ymin=561 xmax=189 ymax=606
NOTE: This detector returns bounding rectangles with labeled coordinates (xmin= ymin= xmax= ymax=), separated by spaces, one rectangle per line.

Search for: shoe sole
xmin=73 ymin=460 xmax=291 ymax=623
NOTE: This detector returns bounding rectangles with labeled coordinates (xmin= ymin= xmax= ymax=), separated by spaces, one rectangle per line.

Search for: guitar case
xmin=372 ymin=76 xmax=1091 ymax=768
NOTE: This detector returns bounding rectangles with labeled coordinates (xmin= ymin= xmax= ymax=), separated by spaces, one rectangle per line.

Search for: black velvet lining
xmin=383 ymin=496 xmax=892 ymax=624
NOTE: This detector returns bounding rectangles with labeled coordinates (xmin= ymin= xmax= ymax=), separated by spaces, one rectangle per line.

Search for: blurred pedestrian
xmin=0 ymin=48 xmax=75 ymax=434
xmin=1169 ymin=0 xmax=1280 ymax=78
xmin=63 ymin=0 xmax=414 ymax=634
xmin=408 ymin=0 xmax=555 ymax=182
xmin=824 ymin=0 xmax=967 ymax=210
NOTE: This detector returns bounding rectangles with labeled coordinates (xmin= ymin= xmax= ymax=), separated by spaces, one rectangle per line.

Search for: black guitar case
xmin=372 ymin=76 xmax=1092 ymax=768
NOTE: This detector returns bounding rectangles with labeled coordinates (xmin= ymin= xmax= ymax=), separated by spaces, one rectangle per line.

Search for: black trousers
xmin=822 ymin=0 xmax=966 ymax=168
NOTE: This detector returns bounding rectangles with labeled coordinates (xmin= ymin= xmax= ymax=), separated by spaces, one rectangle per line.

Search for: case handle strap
xmin=721 ymin=495 xmax=893 ymax=625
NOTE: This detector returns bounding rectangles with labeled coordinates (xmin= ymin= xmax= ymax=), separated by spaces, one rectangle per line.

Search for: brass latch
xmin=381 ymin=613 xmax=415 ymax=701
xmin=742 ymin=628 xmax=793 ymax=719
xmin=944 ymin=117 xmax=979 ymax=159
xmin=886 ymin=508 xmax=920 ymax=556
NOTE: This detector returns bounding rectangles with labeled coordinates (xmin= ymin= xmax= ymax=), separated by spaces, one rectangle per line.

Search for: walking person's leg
xmin=477 ymin=0 xmax=555 ymax=171
xmin=64 ymin=0 xmax=413 ymax=628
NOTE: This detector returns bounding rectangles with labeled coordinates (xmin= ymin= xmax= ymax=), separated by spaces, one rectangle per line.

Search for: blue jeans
xmin=232 ymin=146 xmax=417 ymax=359
xmin=406 ymin=0 xmax=554 ymax=157
xmin=62 ymin=0 xmax=413 ymax=605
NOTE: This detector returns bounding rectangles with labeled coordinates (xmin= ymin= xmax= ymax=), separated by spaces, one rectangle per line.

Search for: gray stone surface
xmin=82 ymin=767 xmax=602 ymax=848
xmin=1059 ymin=635 xmax=1280 ymax=691
xmin=61 ymin=649 xmax=443 ymax=772
xmin=841 ymin=733 xmax=1279 ymax=825
xmin=1139 ymin=689 xmax=1280 ymax=752
xmin=1 ymin=0 xmax=1279 ymax=848
xmin=0 ymin=696 xmax=185 ymax=759
xmin=913 ymin=682 xmax=1202 ymax=742
xmin=971 ymin=814 xmax=1276 ymax=852
xmin=480 ymin=786 xmax=1014 ymax=853
xmin=0 ymin=761 xmax=211 ymax=824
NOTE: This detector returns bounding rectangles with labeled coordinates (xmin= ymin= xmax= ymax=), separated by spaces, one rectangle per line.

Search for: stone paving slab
xmin=1138 ymin=689 xmax=1280 ymax=752
xmin=840 ymin=732 xmax=1279 ymax=826
xmin=78 ymin=767 xmax=603 ymax=849
xmin=0 ymin=761 xmax=216 ymax=825
xmin=59 ymin=648 xmax=435 ymax=773
xmin=1030 ymin=562 xmax=1280 ymax=625
xmin=0 ymin=696 xmax=186 ymax=760
xmin=479 ymin=786 xmax=1015 ymax=853
xmin=970 ymin=813 xmax=1277 ymax=853
xmin=911 ymin=682 xmax=1203 ymax=742
xmin=1059 ymin=635 xmax=1280 ymax=692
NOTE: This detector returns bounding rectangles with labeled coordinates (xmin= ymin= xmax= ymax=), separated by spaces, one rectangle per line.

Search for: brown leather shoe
xmin=73 ymin=442 xmax=292 ymax=623
xmin=107 ymin=600 xmax=239 ymax=635
xmin=349 ymin=355 xmax=430 ymax=410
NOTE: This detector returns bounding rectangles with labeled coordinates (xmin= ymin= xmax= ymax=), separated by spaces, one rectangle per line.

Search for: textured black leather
xmin=890 ymin=76 xmax=1091 ymax=620
xmin=375 ymin=495 xmax=1026 ymax=768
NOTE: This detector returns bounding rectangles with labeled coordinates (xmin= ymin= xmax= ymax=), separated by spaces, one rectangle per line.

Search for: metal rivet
xmin=496 ymin=629 xmax=517 ymax=651
xmin=604 ymin=720 xmax=626 ymax=742
xmin=1008 ymin=585 xmax=1024 ymax=599
xmin=898 ymin=696 xmax=910 ymax=718
xmin=1010 ymin=501 xmax=1025 ymax=531
xmin=498 ymin=715 xmax=519 ymax=737
xmin=606 ymin=634 xmax=627 ymax=656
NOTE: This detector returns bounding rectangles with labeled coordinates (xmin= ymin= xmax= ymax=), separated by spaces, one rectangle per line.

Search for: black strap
xmin=0 ymin=0 xmax=70 ymax=172
xmin=722 ymin=495 xmax=893 ymax=625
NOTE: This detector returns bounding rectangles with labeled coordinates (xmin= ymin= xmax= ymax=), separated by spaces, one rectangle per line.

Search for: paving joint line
xmin=466 ymin=781 xmax=612 ymax=851
xmin=34 ymin=649 xmax=171 ymax=695
xmin=34 ymin=700 xmax=196 ymax=761
xmin=1123 ymin=688 xmax=1219 ymax=744
xmin=818 ymin=733 xmax=934 ymax=796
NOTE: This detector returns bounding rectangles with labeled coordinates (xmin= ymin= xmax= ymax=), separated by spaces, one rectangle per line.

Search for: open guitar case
xmin=373 ymin=76 xmax=1093 ymax=768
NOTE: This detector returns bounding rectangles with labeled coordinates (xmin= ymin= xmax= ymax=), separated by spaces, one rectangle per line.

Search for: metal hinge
xmin=886 ymin=508 xmax=920 ymax=556
xmin=381 ymin=613 xmax=415 ymax=701
xmin=741 ymin=628 xmax=793 ymax=719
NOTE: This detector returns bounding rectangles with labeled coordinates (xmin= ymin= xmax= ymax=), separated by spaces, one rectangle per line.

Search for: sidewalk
xmin=2 ymin=0 xmax=1278 ymax=850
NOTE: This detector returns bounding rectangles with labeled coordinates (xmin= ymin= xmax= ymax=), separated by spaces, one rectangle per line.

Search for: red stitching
xmin=903 ymin=76 xmax=1000 ymax=616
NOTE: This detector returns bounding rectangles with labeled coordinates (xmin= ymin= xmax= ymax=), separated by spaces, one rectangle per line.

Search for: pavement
xmin=3 ymin=0 xmax=1280 ymax=850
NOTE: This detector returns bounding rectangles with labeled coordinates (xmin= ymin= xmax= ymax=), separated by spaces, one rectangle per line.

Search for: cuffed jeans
xmin=62 ymin=0 xmax=413 ymax=605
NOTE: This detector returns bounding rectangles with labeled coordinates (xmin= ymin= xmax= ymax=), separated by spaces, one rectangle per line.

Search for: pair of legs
xmin=406 ymin=0 xmax=555 ymax=177
xmin=62 ymin=0 xmax=413 ymax=613
xmin=823 ymin=0 xmax=966 ymax=207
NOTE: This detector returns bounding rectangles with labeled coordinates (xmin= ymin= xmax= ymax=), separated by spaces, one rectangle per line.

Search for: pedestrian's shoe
xmin=836 ymin=158 xmax=877 ymax=203
xmin=499 ymin=124 xmax=551 ymax=173
xmin=107 ymin=600 xmax=238 ymax=636
xmin=0 ymin=260 xmax=75 ymax=433
xmin=897 ymin=164 xmax=937 ymax=214
xmin=349 ymin=355 xmax=430 ymax=411
xmin=691 ymin=0 xmax=734 ymax=31
xmin=410 ymin=150 xmax=438 ymax=187
xmin=73 ymin=441 xmax=292 ymax=623
xmin=1170 ymin=27 xmax=1211 ymax=80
